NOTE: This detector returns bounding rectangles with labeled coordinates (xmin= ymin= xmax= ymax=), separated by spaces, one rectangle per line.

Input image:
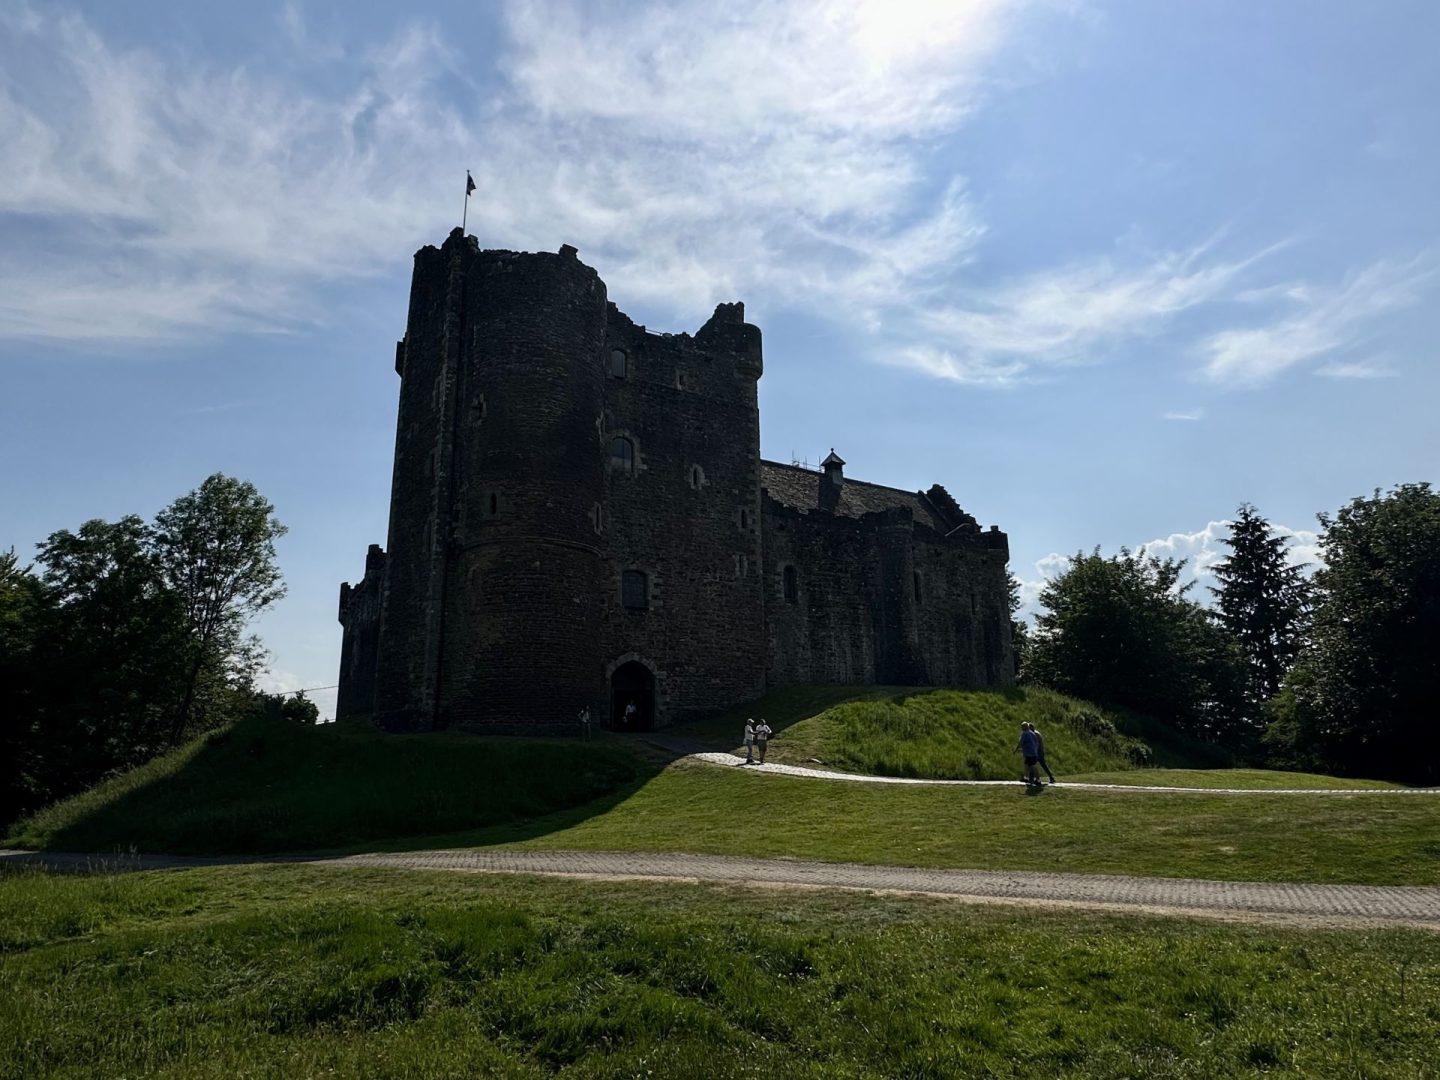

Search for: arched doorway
xmin=610 ymin=660 xmax=655 ymax=731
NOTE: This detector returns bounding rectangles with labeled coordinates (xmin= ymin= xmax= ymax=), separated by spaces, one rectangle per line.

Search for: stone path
xmin=4 ymin=848 xmax=1438 ymax=928
xmin=687 ymin=752 xmax=1440 ymax=795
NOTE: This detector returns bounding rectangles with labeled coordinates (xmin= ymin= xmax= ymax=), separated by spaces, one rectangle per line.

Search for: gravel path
xmin=4 ymin=848 xmax=1438 ymax=928
xmin=689 ymin=752 xmax=1440 ymax=795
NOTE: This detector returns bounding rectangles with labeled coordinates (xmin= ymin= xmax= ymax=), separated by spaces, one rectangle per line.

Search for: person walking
xmin=755 ymin=719 xmax=773 ymax=764
xmin=1013 ymin=723 xmax=1042 ymax=787
xmin=578 ymin=705 xmax=592 ymax=740
xmin=1028 ymin=722 xmax=1057 ymax=784
xmin=743 ymin=719 xmax=756 ymax=764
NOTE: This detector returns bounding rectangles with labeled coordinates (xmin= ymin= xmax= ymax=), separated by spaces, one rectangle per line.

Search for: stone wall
xmin=596 ymin=302 xmax=767 ymax=725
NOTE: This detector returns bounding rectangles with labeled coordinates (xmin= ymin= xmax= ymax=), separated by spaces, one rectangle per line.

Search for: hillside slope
xmin=4 ymin=716 xmax=647 ymax=855
xmin=677 ymin=685 xmax=1230 ymax=780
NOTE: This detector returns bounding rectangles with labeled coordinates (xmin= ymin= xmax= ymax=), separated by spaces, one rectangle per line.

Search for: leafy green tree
xmin=151 ymin=474 xmax=287 ymax=743
xmin=1027 ymin=548 xmax=1245 ymax=743
xmin=0 ymin=549 xmax=44 ymax=823
xmin=1210 ymin=504 xmax=1312 ymax=718
xmin=1273 ymin=484 xmax=1440 ymax=783
xmin=28 ymin=517 xmax=194 ymax=802
xmin=1006 ymin=570 xmax=1030 ymax=680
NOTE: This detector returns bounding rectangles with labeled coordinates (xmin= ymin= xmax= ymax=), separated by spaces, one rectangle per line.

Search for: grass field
xmin=3 ymin=865 xmax=1439 ymax=1079
xmin=448 ymin=762 xmax=1440 ymax=887
xmin=2 ymin=715 xmax=644 ymax=855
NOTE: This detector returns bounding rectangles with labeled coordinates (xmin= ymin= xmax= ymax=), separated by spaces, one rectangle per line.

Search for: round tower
xmin=437 ymin=243 xmax=610 ymax=730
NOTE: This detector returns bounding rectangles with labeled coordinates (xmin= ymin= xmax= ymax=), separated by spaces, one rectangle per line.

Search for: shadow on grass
xmin=9 ymin=717 xmax=689 ymax=859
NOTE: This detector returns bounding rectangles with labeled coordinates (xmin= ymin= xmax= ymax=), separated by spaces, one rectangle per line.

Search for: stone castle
xmin=336 ymin=228 xmax=1013 ymax=731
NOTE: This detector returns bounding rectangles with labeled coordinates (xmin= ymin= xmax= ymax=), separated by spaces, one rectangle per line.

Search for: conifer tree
xmin=1209 ymin=504 xmax=1310 ymax=713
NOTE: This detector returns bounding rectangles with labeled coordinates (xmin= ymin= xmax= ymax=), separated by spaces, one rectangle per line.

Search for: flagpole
xmin=461 ymin=171 xmax=471 ymax=235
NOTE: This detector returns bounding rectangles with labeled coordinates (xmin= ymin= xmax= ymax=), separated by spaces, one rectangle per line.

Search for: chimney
xmin=821 ymin=449 xmax=845 ymax=489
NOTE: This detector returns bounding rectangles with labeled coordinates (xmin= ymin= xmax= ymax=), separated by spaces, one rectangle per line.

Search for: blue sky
xmin=3 ymin=0 xmax=1436 ymax=719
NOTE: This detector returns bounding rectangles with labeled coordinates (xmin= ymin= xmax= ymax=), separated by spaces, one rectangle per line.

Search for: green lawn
xmin=436 ymin=762 xmax=1440 ymax=887
xmin=3 ymin=865 xmax=1438 ymax=1079
xmin=1068 ymin=768 xmax=1403 ymax=790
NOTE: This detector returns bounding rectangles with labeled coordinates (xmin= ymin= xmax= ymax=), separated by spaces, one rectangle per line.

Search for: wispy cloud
xmin=1198 ymin=259 xmax=1431 ymax=387
xmin=0 ymin=1 xmax=1031 ymax=345
xmin=1162 ymin=408 xmax=1205 ymax=421
xmin=1315 ymin=359 xmax=1398 ymax=379
xmin=881 ymin=238 xmax=1280 ymax=386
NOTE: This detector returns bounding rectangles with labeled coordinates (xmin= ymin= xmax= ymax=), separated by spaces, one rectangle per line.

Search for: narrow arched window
xmin=609 ymin=436 xmax=634 ymax=472
xmin=622 ymin=570 xmax=648 ymax=610
xmin=609 ymin=349 xmax=628 ymax=378
xmin=783 ymin=565 xmax=798 ymax=603
xmin=913 ymin=571 xmax=922 ymax=603
xmin=690 ymin=464 xmax=705 ymax=490
xmin=739 ymin=508 xmax=749 ymax=531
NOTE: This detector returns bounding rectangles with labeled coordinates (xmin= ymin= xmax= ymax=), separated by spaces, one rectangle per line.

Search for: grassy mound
xmin=4 ymin=866 xmax=1438 ymax=1078
xmin=3 ymin=715 xmax=646 ymax=856
xmin=680 ymin=685 xmax=1197 ymax=780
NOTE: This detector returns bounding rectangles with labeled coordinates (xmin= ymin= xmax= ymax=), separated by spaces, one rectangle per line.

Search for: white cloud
xmin=0 ymin=1 xmax=1029 ymax=345
xmin=1198 ymin=259 xmax=1431 ymax=387
xmin=1162 ymin=408 xmax=1204 ymax=421
xmin=1315 ymin=359 xmax=1397 ymax=379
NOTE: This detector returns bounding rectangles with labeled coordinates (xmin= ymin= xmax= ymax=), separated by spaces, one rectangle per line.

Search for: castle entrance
xmin=609 ymin=661 xmax=655 ymax=731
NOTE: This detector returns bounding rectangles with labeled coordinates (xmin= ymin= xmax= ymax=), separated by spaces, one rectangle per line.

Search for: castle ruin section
xmin=337 ymin=229 xmax=1012 ymax=732
xmin=760 ymin=460 xmax=1012 ymax=688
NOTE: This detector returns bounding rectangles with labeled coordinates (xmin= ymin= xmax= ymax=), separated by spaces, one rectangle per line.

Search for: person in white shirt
xmin=743 ymin=719 xmax=756 ymax=763
xmin=754 ymin=719 xmax=773 ymax=763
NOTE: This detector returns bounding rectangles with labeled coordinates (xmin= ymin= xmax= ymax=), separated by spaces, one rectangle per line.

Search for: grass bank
xmin=2 ymin=866 xmax=1438 ymax=1079
xmin=3 ymin=715 xmax=647 ymax=855
xmin=678 ymin=685 xmax=1234 ymax=779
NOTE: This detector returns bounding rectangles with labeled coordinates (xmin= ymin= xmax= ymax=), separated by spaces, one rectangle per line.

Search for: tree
xmin=1274 ymin=484 xmax=1440 ymax=783
xmin=151 ymin=474 xmax=287 ymax=743
xmin=0 ymin=549 xmax=43 ymax=824
xmin=27 ymin=517 xmax=194 ymax=803
xmin=1027 ymin=548 xmax=1245 ymax=743
xmin=1210 ymin=504 xmax=1312 ymax=718
xmin=1006 ymin=570 xmax=1030 ymax=680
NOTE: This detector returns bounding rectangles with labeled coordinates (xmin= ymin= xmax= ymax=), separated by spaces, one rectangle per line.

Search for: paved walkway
xmin=688 ymin=752 xmax=1440 ymax=795
xmin=4 ymin=848 xmax=1438 ymax=928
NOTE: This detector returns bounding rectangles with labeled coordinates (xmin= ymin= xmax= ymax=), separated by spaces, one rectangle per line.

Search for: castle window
xmin=609 ymin=349 xmax=628 ymax=378
xmin=913 ymin=572 xmax=923 ymax=604
xmin=622 ymin=570 xmax=649 ymax=610
xmin=675 ymin=370 xmax=686 ymax=390
xmin=783 ymin=565 xmax=798 ymax=603
xmin=739 ymin=508 xmax=749 ymax=531
xmin=609 ymin=436 xmax=634 ymax=472
xmin=592 ymin=502 xmax=604 ymax=535
xmin=489 ymin=493 xmax=498 ymax=516
xmin=689 ymin=464 xmax=706 ymax=490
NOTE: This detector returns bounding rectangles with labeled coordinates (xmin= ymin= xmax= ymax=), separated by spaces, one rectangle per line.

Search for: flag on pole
xmin=466 ymin=171 xmax=476 ymax=196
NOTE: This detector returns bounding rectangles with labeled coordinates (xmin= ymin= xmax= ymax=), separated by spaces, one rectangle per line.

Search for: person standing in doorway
xmin=755 ymin=719 xmax=773 ymax=764
xmin=743 ymin=719 xmax=756 ymax=764
xmin=1028 ymin=722 xmax=1057 ymax=784
xmin=578 ymin=705 xmax=592 ymax=740
xmin=623 ymin=699 xmax=637 ymax=730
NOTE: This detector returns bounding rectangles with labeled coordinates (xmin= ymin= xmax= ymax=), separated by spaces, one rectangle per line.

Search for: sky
xmin=2 ymin=0 xmax=1437 ymax=719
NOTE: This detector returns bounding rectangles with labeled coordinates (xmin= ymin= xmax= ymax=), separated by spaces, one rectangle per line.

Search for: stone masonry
xmin=337 ymin=229 xmax=1013 ymax=732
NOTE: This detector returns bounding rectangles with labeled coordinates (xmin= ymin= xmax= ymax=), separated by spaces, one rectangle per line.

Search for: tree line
xmin=1013 ymin=483 xmax=1440 ymax=785
xmin=0 ymin=474 xmax=314 ymax=827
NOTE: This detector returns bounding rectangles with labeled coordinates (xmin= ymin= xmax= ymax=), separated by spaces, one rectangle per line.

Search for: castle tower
xmin=369 ymin=230 xmax=609 ymax=731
